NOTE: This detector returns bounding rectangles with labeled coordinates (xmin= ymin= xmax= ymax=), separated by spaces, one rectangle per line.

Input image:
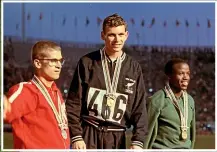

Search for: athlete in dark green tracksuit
xmin=144 ymin=90 xmax=196 ymax=149
xmin=144 ymin=58 xmax=196 ymax=149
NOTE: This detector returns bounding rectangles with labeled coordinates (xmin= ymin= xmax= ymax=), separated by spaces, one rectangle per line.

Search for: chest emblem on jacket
xmin=124 ymin=77 xmax=136 ymax=94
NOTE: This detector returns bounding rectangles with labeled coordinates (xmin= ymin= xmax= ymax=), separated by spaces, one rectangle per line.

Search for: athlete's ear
xmin=101 ymin=31 xmax=105 ymax=40
xmin=167 ymin=74 xmax=172 ymax=80
xmin=33 ymin=59 xmax=42 ymax=69
xmin=125 ymin=31 xmax=129 ymax=40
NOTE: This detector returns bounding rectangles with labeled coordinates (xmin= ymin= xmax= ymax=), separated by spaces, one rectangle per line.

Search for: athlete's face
xmin=34 ymin=50 xmax=64 ymax=81
xmin=101 ymin=25 xmax=129 ymax=53
xmin=169 ymin=63 xmax=190 ymax=91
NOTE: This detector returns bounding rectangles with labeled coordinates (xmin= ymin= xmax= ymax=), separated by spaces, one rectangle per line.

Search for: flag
xmin=163 ymin=20 xmax=167 ymax=27
xmin=149 ymin=17 xmax=155 ymax=28
xmin=74 ymin=16 xmax=78 ymax=27
xmin=27 ymin=12 xmax=31 ymax=20
xmin=176 ymin=19 xmax=180 ymax=27
xmin=85 ymin=16 xmax=90 ymax=27
xmin=185 ymin=20 xmax=189 ymax=27
xmin=97 ymin=17 xmax=102 ymax=27
xmin=62 ymin=17 xmax=66 ymax=26
xmin=207 ymin=19 xmax=211 ymax=28
xmin=141 ymin=19 xmax=145 ymax=27
xmin=130 ymin=18 xmax=135 ymax=26
xmin=39 ymin=12 xmax=43 ymax=20
xmin=196 ymin=20 xmax=200 ymax=27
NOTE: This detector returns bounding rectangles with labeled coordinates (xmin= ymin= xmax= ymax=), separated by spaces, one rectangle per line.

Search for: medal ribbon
xmin=100 ymin=47 xmax=125 ymax=96
xmin=32 ymin=75 xmax=68 ymax=132
xmin=164 ymin=83 xmax=188 ymax=133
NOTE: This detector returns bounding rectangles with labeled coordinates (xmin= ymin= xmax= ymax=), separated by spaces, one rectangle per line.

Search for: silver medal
xmin=61 ymin=129 xmax=67 ymax=139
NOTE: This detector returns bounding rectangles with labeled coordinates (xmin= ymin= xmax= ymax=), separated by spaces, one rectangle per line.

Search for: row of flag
xmin=23 ymin=12 xmax=212 ymax=29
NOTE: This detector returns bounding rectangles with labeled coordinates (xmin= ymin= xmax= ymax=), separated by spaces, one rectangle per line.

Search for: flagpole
xmin=185 ymin=20 xmax=189 ymax=47
xmin=149 ymin=18 xmax=155 ymax=46
xmin=51 ymin=12 xmax=54 ymax=40
xmin=98 ymin=17 xmax=102 ymax=44
xmin=85 ymin=17 xmax=90 ymax=44
xmin=130 ymin=18 xmax=136 ymax=45
xmin=164 ymin=26 xmax=167 ymax=46
xmin=99 ymin=25 xmax=101 ymax=44
xmin=176 ymin=30 xmax=178 ymax=46
xmin=142 ymin=29 xmax=145 ymax=46
xmin=86 ymin=23 xmax=89 ymax=44
xmin=140 ymin=19 xmax=145 ymax=46
xmin=39 ymin=12 xmax=42 ymax=39
xmin=142 ymin=25 xmax=145 ymax=46
xmin=39 ymin=4 xmax=43 ymax=39
xmin=196 ymin=20 xmax=200 ymax=46
xmin=62 ymin=15 xmax=66 ymax=42
xmin=176 ymin=24 xmax=178 ymax=46
xmin=207 ymin=28 xmax=210 ymax=46
xmin=136 ymin=32 xmax=140 ymax=46
xmin=16 ymin=24 xmax=19 ymax=37
xmin=21 ymin=3 xmax=26 ymax=43
xmin=86 ymin=29 xmax=89 ymax=44
xmin=134 ymin=26 xmax=137 ymax=45
xmin=175 ymin=22 xmax=178 ymax=46
xmin=196 ymin=26 xmax=199 ymax=46
xmin=154 ymin=26 xmax=156 ymax=46
xmin=132 ymin=24 xmax=136 ymax=45
xmin=186 ymin=27 xmax=189 ymax=46
xmin=207 ymin=19 xmax=211 ymax=46
xmin=74 ymin=16 xmax=77 ymax=42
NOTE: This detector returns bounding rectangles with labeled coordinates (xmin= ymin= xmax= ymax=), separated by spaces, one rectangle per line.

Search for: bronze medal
xmin=181 ymin=129 xmax=187 ymax=140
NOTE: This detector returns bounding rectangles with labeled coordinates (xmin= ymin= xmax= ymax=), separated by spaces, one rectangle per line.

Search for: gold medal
xmin=101 ymin=48 xmax=122 ymax=110
xmin=107 ymin=96 xmax=115 ymax=107
xmin=181 ymin=129 xmax=187 ymax=140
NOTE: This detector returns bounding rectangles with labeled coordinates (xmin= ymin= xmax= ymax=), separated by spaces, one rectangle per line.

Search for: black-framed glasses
xmin=37 ymin=58 xmax=65 ymax=66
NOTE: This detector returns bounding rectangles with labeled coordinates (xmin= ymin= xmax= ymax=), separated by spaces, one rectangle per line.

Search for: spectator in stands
xmin=66 ymin=13 xmax=148 ymax=149
xmin=4 ymin=40 xmax=70 ymax=149
xmin=144 ymin=58 xmax=196 ymax=149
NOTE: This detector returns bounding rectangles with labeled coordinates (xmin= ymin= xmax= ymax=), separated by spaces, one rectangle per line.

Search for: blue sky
xmin=3 ymin=2 xmax=215 ymax=46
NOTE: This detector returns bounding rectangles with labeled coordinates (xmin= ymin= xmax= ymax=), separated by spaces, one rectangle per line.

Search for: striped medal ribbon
xmin=100 ymin=47 xmax=125 ymax=118
xmin=164 ymin=83 xmax=188 ymax=140
xmin=32 ymin=75 xmax=68 ymax=139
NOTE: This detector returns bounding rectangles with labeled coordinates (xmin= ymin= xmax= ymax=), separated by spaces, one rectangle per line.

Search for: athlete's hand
xmin=130 ymin=145 xmax=143 ymax=149
xmin=3 ymin=95 xmax=11 ymax=119
xmin=72 ymin=140 xmax=86 ymax=149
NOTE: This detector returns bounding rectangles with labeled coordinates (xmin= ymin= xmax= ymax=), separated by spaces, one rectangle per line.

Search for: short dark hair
xmin=102 ymin=13 xmax=127 ymax=32
xmin=31 ymin=40 xmax=61 ymax=61
xmin=164 ymin=58 xmax=188 ymax=75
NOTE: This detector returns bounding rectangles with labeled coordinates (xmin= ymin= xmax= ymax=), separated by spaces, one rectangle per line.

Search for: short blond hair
xmin=31 ymin=40 xmax=61 ymax=61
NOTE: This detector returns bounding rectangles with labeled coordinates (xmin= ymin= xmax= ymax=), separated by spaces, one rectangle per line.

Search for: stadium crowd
xmin=3 ymin=37 xmax=215 ymax=135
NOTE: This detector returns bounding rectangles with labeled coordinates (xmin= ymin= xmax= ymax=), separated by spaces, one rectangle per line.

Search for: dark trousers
xmin=82 ymin=123 xmax=126 ymax=149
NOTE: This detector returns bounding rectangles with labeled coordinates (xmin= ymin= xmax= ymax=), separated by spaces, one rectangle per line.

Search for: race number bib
xmin=87 ymin=87 xmax=128 ymax=124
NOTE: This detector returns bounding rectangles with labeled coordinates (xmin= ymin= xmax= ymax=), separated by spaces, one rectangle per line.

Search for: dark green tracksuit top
xmin=144 ymin=89 xmax=196 ymax=149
